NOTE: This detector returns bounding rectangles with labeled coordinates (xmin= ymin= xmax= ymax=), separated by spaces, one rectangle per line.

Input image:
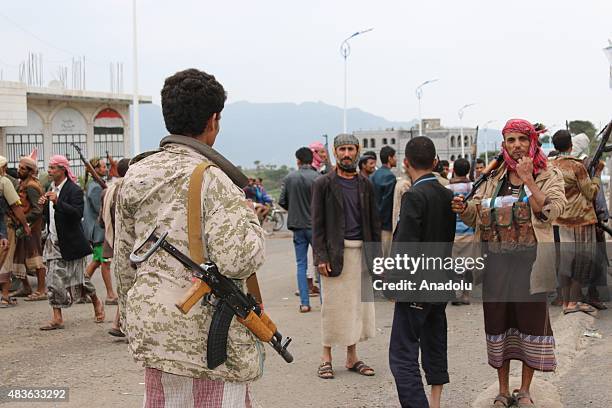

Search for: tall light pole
xmin=458 ymin=103 xmax=476 ymax=158
xmin=605 ymin=40 xmax=612 ymax=89
xmin=482 ymin=119 xmax=496 ymax=163
xmin=340 ymin=28 xmax=373 ymax=134
xmin=415 ymin=79 xmax=439 ymax=136
xmin=132 ymin=0 xmax=140 ymax=155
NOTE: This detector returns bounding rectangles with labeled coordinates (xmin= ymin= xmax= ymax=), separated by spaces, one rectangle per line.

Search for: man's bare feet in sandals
xmin=317 ymin=362 xmax=334 ymax=379
xmin=347 ymin=360 xmax=375 ymax=376
xmin=513 ymin=390 xmax=536 ymax=407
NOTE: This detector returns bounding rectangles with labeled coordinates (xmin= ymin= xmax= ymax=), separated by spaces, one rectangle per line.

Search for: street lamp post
xmin=415 ymin=79 xmax=439 ymax=136
xmin=458 ymin=103 xmax=476 ymax=158
xmin=482 ymin=119 xmax=496 ymax=163
xmin=132 ymin=0 xmax=140 ymax=155
xmin=340 ymin=28 xmax=373 ymax=134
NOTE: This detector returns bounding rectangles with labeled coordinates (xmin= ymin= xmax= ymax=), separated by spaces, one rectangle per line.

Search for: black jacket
xmin=43 ymin=178 xmax=92 ymax=261
xmin=278 ymin=165 xmax=319 ymax=230
xmin=312 ymin=171 xmax=381 ymax=277
xmin=392 ymin=173 xmax=456 ymax=302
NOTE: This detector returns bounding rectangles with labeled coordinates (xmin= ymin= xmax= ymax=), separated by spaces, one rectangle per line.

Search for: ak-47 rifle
xmin=463 ymin=154 xmax=503 ymax=202
xmin=587 ymin=120 xmax=612 ymax=178
xmin=130 ymin=230 xmax=293 ymax=369
xmin=586 ymin=120 xmax=612 ymax=236
xmin=469 ymin=126 xmax=479 ymax=181
xmin=71 ymin=143 xmax=107 ymax=189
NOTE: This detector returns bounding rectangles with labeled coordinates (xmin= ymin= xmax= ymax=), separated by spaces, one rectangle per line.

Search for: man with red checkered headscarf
xmin=452 ymin=119 xmax=566 ymax=407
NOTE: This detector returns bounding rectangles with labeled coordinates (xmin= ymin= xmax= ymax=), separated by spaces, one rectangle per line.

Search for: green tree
xmin=568 ymin=120 xmax=596 ymax=139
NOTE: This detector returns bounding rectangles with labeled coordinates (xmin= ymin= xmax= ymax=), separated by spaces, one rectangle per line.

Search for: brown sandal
xmin=491 ymin=394 xmax=513 ymax=407
xmin=24 ymin=292 xmax=48 ymax=301
xmin=317 ymin=362 xmax=334 ymax=379
xmin=348 ymin=360 xmax=375 ymax=376
xmin=513 ymin=390 xmax=536 ymax=407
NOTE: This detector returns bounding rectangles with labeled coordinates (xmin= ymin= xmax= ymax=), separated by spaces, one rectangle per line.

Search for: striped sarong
xmin=486 ymin=327 xmax=556 ymax=372
xmin=143 ymin=368 xmax=253 ymax=408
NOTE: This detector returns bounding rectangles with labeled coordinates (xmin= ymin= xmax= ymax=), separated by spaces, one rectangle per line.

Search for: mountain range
xmin=138 ymin=101 xmax=502 ymax=167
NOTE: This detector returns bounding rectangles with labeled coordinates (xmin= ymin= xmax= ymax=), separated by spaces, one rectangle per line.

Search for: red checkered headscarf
xmin=501 ymin=119 xmax=547 ymax=174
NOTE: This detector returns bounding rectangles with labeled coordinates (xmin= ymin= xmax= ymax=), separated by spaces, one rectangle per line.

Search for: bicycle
xmin=266 ymin=205 xmax=285 ymax=231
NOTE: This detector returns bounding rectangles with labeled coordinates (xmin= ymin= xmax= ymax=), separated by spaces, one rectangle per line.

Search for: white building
xmin=354 ymin=119 xmax=477 ymax=175
xmin=0 ymin=81 xmax=151 ymax=177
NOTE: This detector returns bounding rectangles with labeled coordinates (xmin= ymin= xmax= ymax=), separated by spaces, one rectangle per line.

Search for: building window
xmin=391 ymin=138 xmax=396 ymax=145
xmin=52 ymin=107 xmax=88 ymax=177
xmin=464 ymin=135 xmax=469 ymax=145
xmin=450 ymin=136 xmax=455 ymax=148
xmin=5 ymin=134 xmax=45 ymax=170
xmin=370 ymin=138 xmax=376 ymax=148
xmin=382 ymin=138 xmax=388 ymax=145
xmin=363 ymin=138 xmax=368 ymax=148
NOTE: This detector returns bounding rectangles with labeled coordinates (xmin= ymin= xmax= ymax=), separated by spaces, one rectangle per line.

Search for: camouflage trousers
xmin=43 ymin=238 xmax=95 ymax=308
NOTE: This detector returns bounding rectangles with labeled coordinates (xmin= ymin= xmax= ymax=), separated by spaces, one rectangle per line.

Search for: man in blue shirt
xmin=370 ymin=146 xmax=397 ymax=256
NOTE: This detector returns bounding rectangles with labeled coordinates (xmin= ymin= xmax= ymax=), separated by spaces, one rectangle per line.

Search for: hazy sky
xmin=2 ymin=0 xmax=611 ymax=133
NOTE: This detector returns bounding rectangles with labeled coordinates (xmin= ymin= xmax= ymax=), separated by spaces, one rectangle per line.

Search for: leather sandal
xmin=348 ymin=360 xmax=375 ymax=376
xmin=317 ymin=362 xmax=334 ymax=379
xmin=491 ymin=394 xmax=514 ymax=407
xmin=513 ymin=390 xmax=536 ymax=407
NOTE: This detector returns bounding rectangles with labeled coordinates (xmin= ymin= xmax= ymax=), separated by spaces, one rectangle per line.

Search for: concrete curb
xmin=471 ymin=309 xmax=595 ymax=408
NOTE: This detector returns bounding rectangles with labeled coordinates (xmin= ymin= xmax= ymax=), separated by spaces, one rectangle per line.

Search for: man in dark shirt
xmin=279 ymin=147 xmax=320 ymax=313
xmin=389 ymin=137 xmax=456 ymax=408
xmin=370 ymin=146 xmax=397 ymax=257
xmin=358 ymin=153 xmax=377 ymax=178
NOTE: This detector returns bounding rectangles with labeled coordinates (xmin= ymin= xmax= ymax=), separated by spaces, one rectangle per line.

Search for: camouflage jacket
xmin=111 ymin=142 xmax=266 ymax=382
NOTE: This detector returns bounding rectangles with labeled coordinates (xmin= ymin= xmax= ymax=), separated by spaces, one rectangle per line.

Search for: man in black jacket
xmin=312 ymin=134 xmax=381 ymax=380
xmin=389 ymin=137 xmax=456 ymax=408
xmin=279 ymin=147 xmax=320 ymax=313
xmin=38 ymin=155 xmax=104 ymax=330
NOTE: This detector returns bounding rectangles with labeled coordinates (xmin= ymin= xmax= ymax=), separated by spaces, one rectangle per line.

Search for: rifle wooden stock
xmin=237 ymin=311 xmax=275 ymax=342
xmin=175 ymin=280 xmax=212 ymax=314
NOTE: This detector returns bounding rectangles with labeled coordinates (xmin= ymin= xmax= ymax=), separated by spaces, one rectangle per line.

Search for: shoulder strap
xmin=187 ymin=162 xmax=264 ymax=305
xmin=188 ymin=162 xmax=215 ymax=264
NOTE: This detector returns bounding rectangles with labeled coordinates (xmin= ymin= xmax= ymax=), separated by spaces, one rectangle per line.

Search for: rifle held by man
xmin=130 ymin=230 xmax=293 ymax=369
xmin=587 ymin=120 xmax=612 ymax=178
xmin=71 ymin=143 xmax=107 ymax=189
xmin=464 ymin=154 xmax=503 ymax=202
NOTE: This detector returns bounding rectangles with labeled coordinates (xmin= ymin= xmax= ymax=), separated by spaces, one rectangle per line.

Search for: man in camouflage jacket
xmin=112 ymin=69 xmax=265 ymax=407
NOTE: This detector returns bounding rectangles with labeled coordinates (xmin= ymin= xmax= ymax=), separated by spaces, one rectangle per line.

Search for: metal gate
xmin=93 ymin=127 xmax=124 ymax=160
xmin=5 ymin=133 xmax=45 ymax=170
xmin=52 ymin=133 xmax=88 ymax=178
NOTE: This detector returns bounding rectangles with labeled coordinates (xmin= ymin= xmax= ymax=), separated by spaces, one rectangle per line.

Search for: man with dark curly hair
xmin=112 ymin=69 xmax=265 ymax=407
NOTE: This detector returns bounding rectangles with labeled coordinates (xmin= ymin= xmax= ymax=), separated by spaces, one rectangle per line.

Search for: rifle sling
xmin=188 ymin=163 xmax=264 ymax=304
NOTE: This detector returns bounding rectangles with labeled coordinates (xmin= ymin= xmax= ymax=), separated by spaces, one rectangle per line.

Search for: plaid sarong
xmin=144 ymin=368 xmax=253 ymax=408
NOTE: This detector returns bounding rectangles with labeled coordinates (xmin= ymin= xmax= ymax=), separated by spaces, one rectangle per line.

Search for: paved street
xmin=0 ymin=235 xmax=608 ymax=407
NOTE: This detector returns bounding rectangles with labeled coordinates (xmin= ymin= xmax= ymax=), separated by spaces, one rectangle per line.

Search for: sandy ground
xmin=0 ymin=235 xmax=608 ymax=407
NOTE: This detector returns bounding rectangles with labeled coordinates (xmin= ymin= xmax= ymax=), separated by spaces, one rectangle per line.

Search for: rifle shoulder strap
xmin=187 ymin=163 xmax=264 ymax=304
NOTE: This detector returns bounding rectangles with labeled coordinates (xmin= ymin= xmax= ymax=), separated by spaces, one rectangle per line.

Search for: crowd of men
xmin=279 ymin=120 xmax=609 ymax=407
xmin=0 ymin=151 xmax=130 ymax=336
xmin=0 ymin=67 xmax=608 ymax=408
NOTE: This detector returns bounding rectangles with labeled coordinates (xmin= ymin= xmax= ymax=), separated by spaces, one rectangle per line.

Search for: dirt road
xmin=0 ymin=236 xmax=606 ymax=407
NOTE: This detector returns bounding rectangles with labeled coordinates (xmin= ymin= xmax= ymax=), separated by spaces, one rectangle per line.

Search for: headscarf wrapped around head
xmin=333 ymin=133 xmax=360 ymax=173
xmin=309 ymin=141 xmax=325 ymax=171
xmin=571 ymin=133 xmax=590 ymax=160
xmin=19 ymin=148 xmax=38 ymax=175
xmin=49 ymin=155 xmax=77 ymax=182
xmin=0 ymin=156 xmax=7 ymax=169
xmin=501 ymin=119 xmax=548 ymax=174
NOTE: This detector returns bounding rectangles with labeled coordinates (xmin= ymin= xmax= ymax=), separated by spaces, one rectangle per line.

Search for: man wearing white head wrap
xmin=571 ymin=133 xmax=590 ymax=160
